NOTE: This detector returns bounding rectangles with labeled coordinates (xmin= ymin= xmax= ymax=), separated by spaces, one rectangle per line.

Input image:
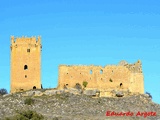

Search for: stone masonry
xmin=10 ymin=36 xmax=144 ymax=96
xmin=10 ymin=36 xmax=42 ymax=93
xmin=58 ymin=60 xmax=144 ymax=97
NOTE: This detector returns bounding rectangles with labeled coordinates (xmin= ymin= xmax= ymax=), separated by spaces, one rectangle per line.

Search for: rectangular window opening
xmin=27 ymin=49 xmax=30 ymax=52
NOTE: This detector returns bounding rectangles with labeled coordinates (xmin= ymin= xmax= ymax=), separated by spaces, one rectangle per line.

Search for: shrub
xmin=5 ymin=110 xmax=44 ymax=120
xmin=75 ymin=83 xmax=82 ymax=90
xmin=146 ymin=92 xmax=152 ymax=99
xmin=55 ymin=93 xmax=68 ymax=101
xmin=52 ymin=117 xmax=59 ymax=120
xmin=24 ymin=97 xmax=34 ymax=105
xmin=0 ymin=88 xmax=8 ymax=95
xmin=83 ymin=81 xmax=88 ymax=88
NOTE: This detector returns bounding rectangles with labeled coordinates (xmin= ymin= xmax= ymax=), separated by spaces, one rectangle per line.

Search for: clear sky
xmin=0 ymin=0 xmax=160 ymax=104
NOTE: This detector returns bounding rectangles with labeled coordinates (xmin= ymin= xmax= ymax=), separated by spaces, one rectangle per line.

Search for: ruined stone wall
xmin=118 ymin=60 xmax=144 ymax=93
xmin=10 ymin=36 xmax=42 ymax=93
xmin=58 ymin=60 xmax=144 ymax=94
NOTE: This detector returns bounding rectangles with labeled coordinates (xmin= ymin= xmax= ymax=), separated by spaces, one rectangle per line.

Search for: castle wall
xmin=129 ymin=73 xmax=144 ymax=93
xmin=10 ymin=36 xmax=42 ymax=93
xmin=58 ymin=60 xmax=144 ymax=95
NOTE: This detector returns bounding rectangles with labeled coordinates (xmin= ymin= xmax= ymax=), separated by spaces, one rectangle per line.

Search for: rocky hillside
xmin=0 ymin=90 xmax=160 ymax=120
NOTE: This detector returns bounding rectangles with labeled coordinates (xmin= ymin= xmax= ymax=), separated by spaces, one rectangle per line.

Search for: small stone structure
xmin=10 ymin=36 xmax=42 ymax=93
xmin=58 ymin=60 xmax=144 ymax=97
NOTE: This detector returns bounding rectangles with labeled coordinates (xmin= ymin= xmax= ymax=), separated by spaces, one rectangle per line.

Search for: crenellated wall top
xmin=11 ymin=36 xmax=41 ymax=45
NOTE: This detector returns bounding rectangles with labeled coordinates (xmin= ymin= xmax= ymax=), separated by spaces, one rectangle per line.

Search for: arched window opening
xmin=120 ymin=83 xmax=123 ymax=87
xmin=100 ymin=69 xmax=103 ymax=74
xmin=90 ymin=70 xmax=92 ymax=74
xmin=24 ymin=65 xmax=28 ymax=70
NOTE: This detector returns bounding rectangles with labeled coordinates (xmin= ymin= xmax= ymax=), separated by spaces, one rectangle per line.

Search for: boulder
xmin=68 ymin=88 xmax=82 ymax=94
xmin=83 ymin=89 xmax=99 ymax=96
xmin=44 ymin=90 xmax=64 ymax=96
xmin=116 ymin=91 xmax=124 ymax=97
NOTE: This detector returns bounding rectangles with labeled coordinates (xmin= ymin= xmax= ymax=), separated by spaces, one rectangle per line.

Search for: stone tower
xmin=10 ymin=36 xmax=42 ymax=93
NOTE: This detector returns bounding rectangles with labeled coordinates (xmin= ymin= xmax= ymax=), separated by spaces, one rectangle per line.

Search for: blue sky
xmin=0 ymin=0 xmax=160 ymax=104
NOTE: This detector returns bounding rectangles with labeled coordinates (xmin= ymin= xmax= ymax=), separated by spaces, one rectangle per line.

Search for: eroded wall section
xmin=58 ymin=60 xmax=144 ymax=94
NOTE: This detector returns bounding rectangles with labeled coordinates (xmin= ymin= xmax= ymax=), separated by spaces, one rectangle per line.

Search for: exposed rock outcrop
xmin=0 ymin=90 xmax=159 ymax=120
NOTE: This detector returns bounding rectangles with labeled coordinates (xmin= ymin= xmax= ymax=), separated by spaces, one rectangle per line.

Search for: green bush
xmin=24 ymin=97 xmax=34 ymax=105
xmin=5 ymin=110 xmax=44 ymax=120
xmin=83 ymin=81 xmax=88 ymax=88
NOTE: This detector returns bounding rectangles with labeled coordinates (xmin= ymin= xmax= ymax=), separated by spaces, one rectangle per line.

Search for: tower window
xmin=24 ymin=65 xmax=28 ymax=70
xmin=90 ymin=70 xmax=92 ymax=74
xmin=25 ymin=75 xmax=27 ymax=78
xmin=27 ymin=49 xmax=30 ymax=52
xmin=109 ymin=78 xmax=113 ymax=82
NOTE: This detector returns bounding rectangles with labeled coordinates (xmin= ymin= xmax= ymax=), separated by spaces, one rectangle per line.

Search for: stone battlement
xmin=11 ymin=36 xmax=41 ymax=45
xmin=119 ymin=60 xmax=142 ymax=73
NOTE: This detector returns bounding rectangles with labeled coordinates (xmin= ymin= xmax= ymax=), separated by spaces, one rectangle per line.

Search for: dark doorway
xmin=120 ymin=83 xmax=123 ymax=87
xmin=33 ymin=86 xmax=36 ymax=89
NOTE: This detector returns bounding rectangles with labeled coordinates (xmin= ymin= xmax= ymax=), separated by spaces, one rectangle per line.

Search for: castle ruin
xmin=9 ymin=36 xmax=144 ymax=96
xmin=10 ymin=36 xmax=42 ymax=93
xmin=58 ymin=60 xmax=144 ymax=96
